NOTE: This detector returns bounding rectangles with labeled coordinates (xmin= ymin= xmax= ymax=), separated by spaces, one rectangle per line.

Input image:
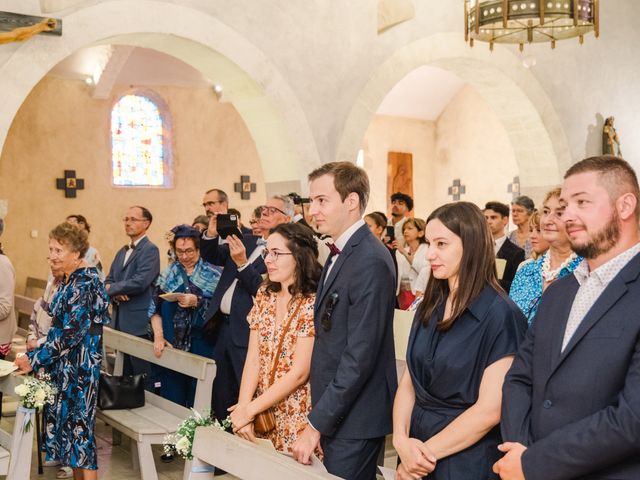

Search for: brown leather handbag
xmin=253 ymin=298 xmax=304 ymax=435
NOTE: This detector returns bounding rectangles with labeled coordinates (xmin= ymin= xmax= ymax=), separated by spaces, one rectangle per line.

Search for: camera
xmin=288 ymin=192 xmax=310 ymax=205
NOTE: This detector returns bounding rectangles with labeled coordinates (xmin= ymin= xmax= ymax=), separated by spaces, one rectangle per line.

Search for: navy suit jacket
xmin=497 ymin=238 xmax=525 ymax=293
xmin=309 ymin=224 xmax=398 ymax=439
xmin=201 ymin=234 xmax=265 ymax=349
xmin=105 ymin=236 xmax=160 ymax=336
xmin=501 ymin=252 xmax=640 ymax=480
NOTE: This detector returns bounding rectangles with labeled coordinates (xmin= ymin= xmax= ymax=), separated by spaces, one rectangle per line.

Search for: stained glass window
xmin=111 ymin=94 xmax=171 ymax=186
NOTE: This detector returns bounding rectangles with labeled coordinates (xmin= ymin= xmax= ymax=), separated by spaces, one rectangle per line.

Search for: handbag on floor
xmin=253 ymin=300 xmax=304 ymax=435
xmin=98 ymin=373 xmax=146 ymax=410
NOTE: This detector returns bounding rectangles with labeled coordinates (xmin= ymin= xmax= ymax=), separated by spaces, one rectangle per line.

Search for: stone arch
xmin=0 ymin=0 xmax=319 ymax=186
xmin=337 ymin=32 xmax=572 ymax=193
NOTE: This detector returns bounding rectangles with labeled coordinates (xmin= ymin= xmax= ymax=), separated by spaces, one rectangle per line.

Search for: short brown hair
xmin=308 ymin=162 xmax=370 ymax=214
xmin=418 ymin=202 xmax=501 ymax=331
xmin=564 ymin=156 xmax=640 ymax=221
xmin=544 ymin=187 xmax=562 ymax=205
xmin=50 ymin=222 xmax=89 ymax=258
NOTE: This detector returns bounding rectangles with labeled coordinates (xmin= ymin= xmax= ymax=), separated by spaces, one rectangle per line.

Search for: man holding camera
xmin=200 ymin=188 xmax=267 ymax=423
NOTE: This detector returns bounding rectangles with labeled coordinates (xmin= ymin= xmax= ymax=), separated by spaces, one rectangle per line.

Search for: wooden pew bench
xmin=189 ymin=426 xmax=341 ymax=480
xmin=0 ymin=373 xmax=35 ymax=479
xmin=97 ymin=327 xmax=216 ymax=480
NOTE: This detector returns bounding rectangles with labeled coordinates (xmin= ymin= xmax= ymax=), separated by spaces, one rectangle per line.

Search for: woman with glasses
xmin=392 ymin=202 xmax=526 ymax=480
xmin=149 ymin=224 xmax=222 ymax=407
xmin=229 ymin=222 xmax=322 ymax=453
xmin=509 ymin=188 xmax=583 ymax=325
xmin=508 ymin=196 xmax=536 ymax=259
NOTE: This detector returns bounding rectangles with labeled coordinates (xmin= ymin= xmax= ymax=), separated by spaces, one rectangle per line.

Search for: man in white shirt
xmin=292 ymin=162 xmax=397 ymax=480
xmin=484 ymin=201 xmax=524 ymax=292
xmin=389 ymin=192 xmax=414 ymax=249
xmin=497 ymin=156 xmax=640 ymax=480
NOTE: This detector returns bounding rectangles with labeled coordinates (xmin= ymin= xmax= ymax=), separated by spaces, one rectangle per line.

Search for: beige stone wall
xmin=0 ymin=76 xmax=265 ymax=291
xmin=362 ymin=85 xmax=517 ymax=221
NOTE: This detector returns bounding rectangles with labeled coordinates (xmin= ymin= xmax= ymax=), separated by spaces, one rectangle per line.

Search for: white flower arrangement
xmin=163 ymin=409 xmax=231 ymax=460
xmin=13 ymin=373 xmax=57 ymax=432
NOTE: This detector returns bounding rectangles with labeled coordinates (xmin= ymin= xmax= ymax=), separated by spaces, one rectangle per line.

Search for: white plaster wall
xmin=0 ymin=0 xmax=638 ymax=186
xmin=433 ymin=86 xmax=518 ymax=208
xmin=361 ymin=115 xmax=435 ymax=218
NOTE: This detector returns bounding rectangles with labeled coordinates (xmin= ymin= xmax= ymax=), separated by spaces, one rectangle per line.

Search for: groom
xmin=292 ymin=162 xmax=397 ymax=480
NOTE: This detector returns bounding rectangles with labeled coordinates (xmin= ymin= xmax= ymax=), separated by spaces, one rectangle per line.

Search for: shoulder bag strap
xmin=267 ymin=297 xmax=305 ymax=387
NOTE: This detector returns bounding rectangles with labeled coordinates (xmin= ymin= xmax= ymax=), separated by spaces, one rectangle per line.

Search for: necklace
xmin=542 ymin=252 xmax=577 ymax=282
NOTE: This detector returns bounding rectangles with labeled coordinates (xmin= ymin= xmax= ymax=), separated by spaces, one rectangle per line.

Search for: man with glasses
xmin=105 ymin=205 xmax=160 ymax=377
xmin=199 ymin=189 xmax=271 ymax=428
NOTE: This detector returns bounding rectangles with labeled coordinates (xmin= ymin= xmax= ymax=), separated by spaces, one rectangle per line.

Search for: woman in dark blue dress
xmin=15 ymin=222 xmax=109 ymax=480
xmin=392 ymin=202 xmax=527 ymax=480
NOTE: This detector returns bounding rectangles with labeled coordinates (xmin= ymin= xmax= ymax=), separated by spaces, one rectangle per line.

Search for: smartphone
xmin=217 ymin=214 xmax=244 ymax=239
xmin=385 ymin=225 xmax=395 ymax=240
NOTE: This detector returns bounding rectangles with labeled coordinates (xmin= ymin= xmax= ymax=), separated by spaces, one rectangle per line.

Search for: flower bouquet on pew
xmin=164 ymin=409 xmax=231 ymax=460
xmin=13 ymin=372 xmax=57 ymax=432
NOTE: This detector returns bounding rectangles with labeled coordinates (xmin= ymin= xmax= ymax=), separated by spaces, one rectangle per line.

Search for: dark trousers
xmin=321 ymin=436 xmax=385 ymax=480
xmin=211 ymin=320 xmax=247 ymax=423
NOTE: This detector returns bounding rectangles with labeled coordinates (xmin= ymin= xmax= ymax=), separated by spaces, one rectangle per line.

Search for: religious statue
xmin=0 ymin=17 xmax=56 ymax=44
xmin=603 ymin=116 xmax=622 ymax=157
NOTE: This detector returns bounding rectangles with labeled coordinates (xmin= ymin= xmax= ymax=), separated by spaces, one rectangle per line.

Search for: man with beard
xmin=495 ymin=155 xmax=640 ymax=480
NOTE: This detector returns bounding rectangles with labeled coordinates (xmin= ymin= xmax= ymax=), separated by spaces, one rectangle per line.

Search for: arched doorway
xmin=338 ymin=32 xmax=572 ymax=206
xmin=0 ymin=0 xmax=319 ymax=185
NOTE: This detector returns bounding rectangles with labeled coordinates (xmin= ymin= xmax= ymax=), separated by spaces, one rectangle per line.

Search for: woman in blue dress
xmin=149 ymin=224 xmax=222 ymax=407
xmin=392 ymin=202 xmax=526 ymax=480
xmin=509 ymin=188 xmax=583 ymax=325
xmin=15 ymin=222 xmax=109 ymax=480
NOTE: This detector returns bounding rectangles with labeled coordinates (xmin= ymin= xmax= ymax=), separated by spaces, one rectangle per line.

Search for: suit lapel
xmin=315 ymin=224 xmax=368 ymax=312
xmin=547 ymin=277 xmax=579 ymax=374
xmin=123 ymin=237 xmax=148 ymax=269
xmin=549 ymin=253 xmax=640 ymax=377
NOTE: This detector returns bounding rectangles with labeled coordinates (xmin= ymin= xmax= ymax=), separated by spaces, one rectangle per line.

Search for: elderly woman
xmin=15 ymin=222 xmax=110 ymax=480
xmin=149 ymin=224 xmax=222 ymax=407
xmin=65 ymin=214 xmax=103 ymax=279
xmin=0 ymin=219 xmax=17 ymax=360
xmin=509 ymin=188 xmax=583 ymax=325
xmin=508 ymin=195 xmax=535 ymax=259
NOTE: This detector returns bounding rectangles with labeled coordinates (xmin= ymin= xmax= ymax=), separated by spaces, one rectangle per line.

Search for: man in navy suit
xmin=199 ymin=188 xmax=268 ymax=423
xmin=496 ymin=156 xmax=640 ymax=480
xmin=105 ymin=205 xmax=160 ymax=375
xmin=484 ymin=201 xmax=525 ymax=292
xmin=292 ymin=162 xmax=397 ymax=480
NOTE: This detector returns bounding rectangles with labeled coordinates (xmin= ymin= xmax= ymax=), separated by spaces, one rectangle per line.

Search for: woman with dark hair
xmin=15 ymin=222 xmax=110 ymax=480
xmin=229 ymin=222 xmax=322 ymax=453
xmin=149 ymin=224 xmax=222 ymax=407
xmin=392 ymin=202 xmax=526 ymax=480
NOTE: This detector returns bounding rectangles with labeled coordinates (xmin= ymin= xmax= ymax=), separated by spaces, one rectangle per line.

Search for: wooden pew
xmin=0 ymin=373 xmax=35 ymax=479
xmin=97 ymin=327 xmax=216 ymax=480
xmin=189 ymin=426 xmax=341 ymax=480
xmin=13 ymin=294 xmax=35 ymax=336
xmin=393 ymin=308 xmax=414 ymax=378
xmin=23 ymin=277 xmax=47 ymax=300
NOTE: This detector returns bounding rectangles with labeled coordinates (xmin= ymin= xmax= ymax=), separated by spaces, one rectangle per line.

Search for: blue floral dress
xmin=27 ymin=267 xmax=110 ymax=470
xmin=509 ymin=253 xmax=583 ymax=325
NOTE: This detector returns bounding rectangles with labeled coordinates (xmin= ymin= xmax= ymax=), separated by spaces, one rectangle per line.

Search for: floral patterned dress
xmin=248 ymin=287 xmax=315 ymax=453
xmin=27 ymin=267 xmax=110 ymax=470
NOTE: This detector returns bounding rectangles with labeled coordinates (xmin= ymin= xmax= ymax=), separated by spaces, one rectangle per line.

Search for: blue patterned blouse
xmin=509 ymin=252 xmax=584 ymax=325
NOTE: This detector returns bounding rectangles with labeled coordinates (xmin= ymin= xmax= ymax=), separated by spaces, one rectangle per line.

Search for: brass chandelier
xmin=465 ymin=0 xmax=599 ymax=51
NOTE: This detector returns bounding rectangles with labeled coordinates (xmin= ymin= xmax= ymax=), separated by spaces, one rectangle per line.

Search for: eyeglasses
xmin=202 ymin=200 xmax=226 ymax=208
xmin=175 ymin=248 xmax=197 ymax=256
xmin=321 ymin=292 xmax=339 ymax=332
xmin=122 ymin=217 xmax=147 ymax=223
xmin=261 ymin=248 xmax=293 ymax=262
xmin=260 ymin=206 xmax=287 ymax=216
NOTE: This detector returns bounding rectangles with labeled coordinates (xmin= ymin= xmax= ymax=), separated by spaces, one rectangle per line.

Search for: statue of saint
xmin=603 ymin=116 xmax=622 ymax=157
xmin=0 ymin=18 xmax=56 ymax=45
